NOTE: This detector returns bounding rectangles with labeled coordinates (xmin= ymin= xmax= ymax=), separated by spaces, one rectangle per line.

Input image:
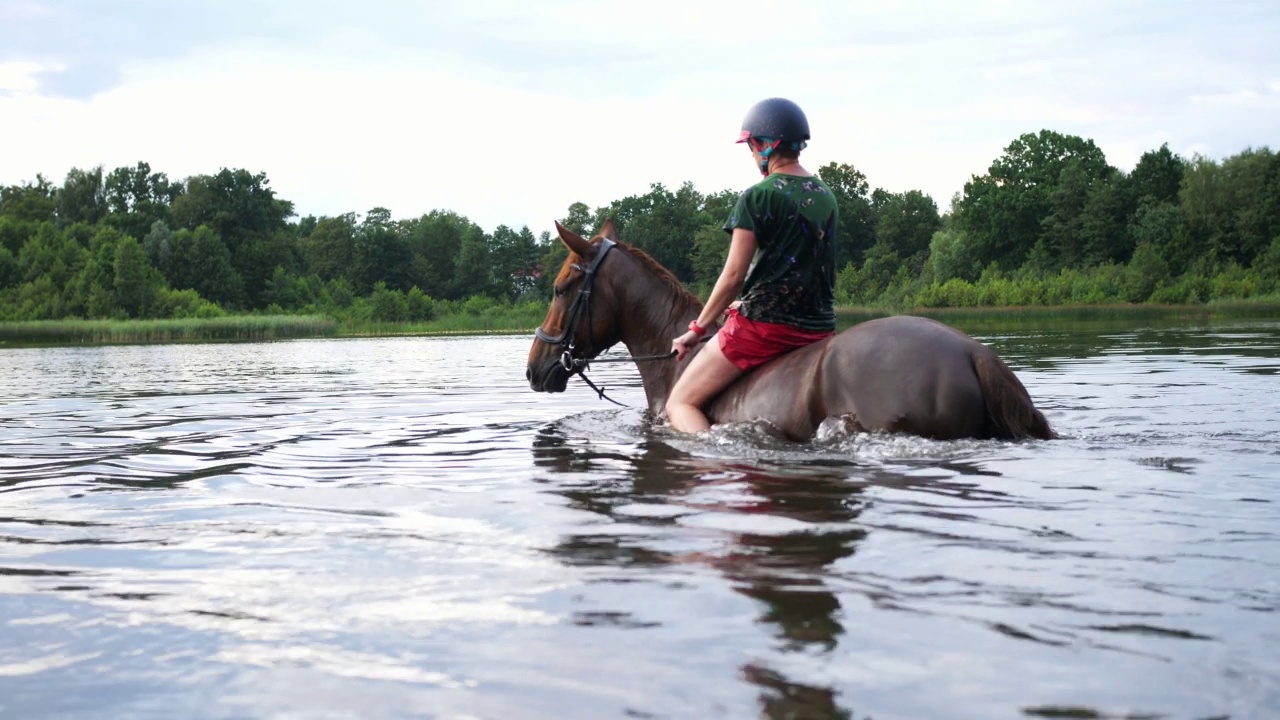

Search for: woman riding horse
xmin=525 ymin=103 xmax=1055 ymax=443
xmin=668 ymin=98 xmax=838 ymax=434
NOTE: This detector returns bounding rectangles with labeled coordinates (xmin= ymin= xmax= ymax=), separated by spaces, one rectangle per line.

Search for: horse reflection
xmin=533 ymin=426 xmax=875 ymax=719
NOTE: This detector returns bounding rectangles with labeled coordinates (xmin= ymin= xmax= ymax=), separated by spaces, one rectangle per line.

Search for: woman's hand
xmin=722 ymin=300 xmax=741 ymax=318
xmin=671 ymin=330 xmax=702 ymax=361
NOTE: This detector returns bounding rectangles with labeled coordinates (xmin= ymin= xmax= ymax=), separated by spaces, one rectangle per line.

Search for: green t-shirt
xmin=723 ymin=173 xmax=839 ymax=331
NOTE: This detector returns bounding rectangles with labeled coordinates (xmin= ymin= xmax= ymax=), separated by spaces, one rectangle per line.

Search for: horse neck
xmin=610 ymin=252 xmax=703 ymax=414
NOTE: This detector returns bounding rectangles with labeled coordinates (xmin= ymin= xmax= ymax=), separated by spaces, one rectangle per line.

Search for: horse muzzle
xmin=526 ymin=357 xmax=571 ymax=393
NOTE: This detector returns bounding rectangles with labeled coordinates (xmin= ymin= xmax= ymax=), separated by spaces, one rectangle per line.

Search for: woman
xmin=665 ymin=97 xmax=839 ymax=434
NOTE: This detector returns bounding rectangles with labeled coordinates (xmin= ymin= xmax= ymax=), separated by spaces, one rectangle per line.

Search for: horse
xmin=525 ymin=220 xmax=1055 ymax=442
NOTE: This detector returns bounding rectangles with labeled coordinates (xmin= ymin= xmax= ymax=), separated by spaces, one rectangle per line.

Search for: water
xmin=1 ymin=318 xmax=1277 ymax=719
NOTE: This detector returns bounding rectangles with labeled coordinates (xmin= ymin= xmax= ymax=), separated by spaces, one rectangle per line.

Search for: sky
xmin=1 ymin=0 xmax=1277 ymax=236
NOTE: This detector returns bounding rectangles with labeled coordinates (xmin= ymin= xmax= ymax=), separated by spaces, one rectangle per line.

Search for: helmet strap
xmin=752 ymin=137 xmax=781 ymax=175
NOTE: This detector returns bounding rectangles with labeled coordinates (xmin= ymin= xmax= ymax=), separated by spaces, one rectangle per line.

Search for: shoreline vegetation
xmin=3 ymin=129 xmax=1276 ymax=347
xmin=3 ymin=299 xmax=1277 ymax=347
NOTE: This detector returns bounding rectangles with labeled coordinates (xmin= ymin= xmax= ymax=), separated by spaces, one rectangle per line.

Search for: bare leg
xmin=666 ymin=338 xmax=745 ymax=433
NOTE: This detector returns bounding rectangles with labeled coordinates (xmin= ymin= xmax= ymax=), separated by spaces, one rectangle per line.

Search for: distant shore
xmin=3 ymin=300 xmax=1278 ymax=348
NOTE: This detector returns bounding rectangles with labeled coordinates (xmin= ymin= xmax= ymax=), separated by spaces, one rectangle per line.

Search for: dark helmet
xmin=736 ymin=97 xmax=810 ymax=145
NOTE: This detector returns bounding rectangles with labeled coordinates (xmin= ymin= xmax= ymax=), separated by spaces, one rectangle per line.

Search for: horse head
xmin=526 ymin=219 xmax=627 ymax=393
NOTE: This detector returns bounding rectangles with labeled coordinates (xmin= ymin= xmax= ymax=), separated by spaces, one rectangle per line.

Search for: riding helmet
xmin=736 ymin=98 xmax=811 ymax=144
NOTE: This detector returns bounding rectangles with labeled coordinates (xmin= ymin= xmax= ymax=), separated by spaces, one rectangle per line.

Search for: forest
xmin=1 ymin=129 xmax=1277 ymax=325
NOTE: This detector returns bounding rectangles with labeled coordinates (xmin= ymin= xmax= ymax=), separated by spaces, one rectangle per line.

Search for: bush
xmin=369 ymin=282 xmax=410 ymax=322
xmin=1124 ymin=241 xmax=1169 ymax=302
xmin=461 ymin=294 xmax=497 ymax=316
xmin=1250 ymin=236 xmax=1280 ymax=294
xmin=1208 ymin=263 xmax=1258 ymax=300
xmin=405 ymin=287 xmax=436 ymax=321
xmin=151 ymin=287 xmax=223 ymax=319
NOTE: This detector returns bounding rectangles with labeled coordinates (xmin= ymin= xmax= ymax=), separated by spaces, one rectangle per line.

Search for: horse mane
xmin=612 ymin=241 xmax=701 ymax=309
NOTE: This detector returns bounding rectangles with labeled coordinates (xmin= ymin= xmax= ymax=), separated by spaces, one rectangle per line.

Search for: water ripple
xmin=1 ymin=327 xmax=1278 ymax=718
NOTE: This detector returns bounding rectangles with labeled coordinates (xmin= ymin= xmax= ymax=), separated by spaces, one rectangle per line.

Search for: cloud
xmin=1 ymin=1 xmax=1278 ymax=234
xmin=0 ymin=61 xmax=47 ymax=93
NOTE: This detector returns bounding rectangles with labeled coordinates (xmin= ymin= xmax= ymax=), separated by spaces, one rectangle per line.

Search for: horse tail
xmin=970 ymin=352 xmax=1056 ymax=440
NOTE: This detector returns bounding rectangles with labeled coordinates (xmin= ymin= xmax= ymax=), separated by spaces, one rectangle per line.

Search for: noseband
xmin=534 ymin=238 xmax=617 ymax=372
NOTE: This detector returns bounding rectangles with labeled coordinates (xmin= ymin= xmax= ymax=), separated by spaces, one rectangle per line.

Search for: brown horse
xmin=526 ymin=220 xmax=1055 ymax=442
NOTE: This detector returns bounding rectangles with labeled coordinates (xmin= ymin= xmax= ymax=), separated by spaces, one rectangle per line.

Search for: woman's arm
xmin=672 ymin=228 xmax=757 ymax=359
xmin=696 ymin=227 xmax=756 ymax=328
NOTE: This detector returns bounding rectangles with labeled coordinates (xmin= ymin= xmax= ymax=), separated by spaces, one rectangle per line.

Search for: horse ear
xmin=598 ymin=218 xmax=619 ymax=241
xmin=555 ymin=221 xmax=594 ymax=257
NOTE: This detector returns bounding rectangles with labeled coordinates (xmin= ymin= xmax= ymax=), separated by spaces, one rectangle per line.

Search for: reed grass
xmin=338 ymin=307 xmax=546 ymax=337
xmin=5 ymin=300 xmax=1275 ymax=348
xmin=0 ymin=315 xmax=337 ymax=346
xmin=838 ymin=300 xmax=1280 ymax=324
xmin=835 ymin=300 xmax=1280 ymax=335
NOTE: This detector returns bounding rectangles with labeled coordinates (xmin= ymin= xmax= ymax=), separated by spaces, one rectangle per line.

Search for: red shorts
xmin=718 ymin=309 xmax=835 ymax=371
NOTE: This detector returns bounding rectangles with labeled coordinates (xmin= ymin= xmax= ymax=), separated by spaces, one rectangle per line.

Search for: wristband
xmin=688 ymin=319 xmax=706 ymax=337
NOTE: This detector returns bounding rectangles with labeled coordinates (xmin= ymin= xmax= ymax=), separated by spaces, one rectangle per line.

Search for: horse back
xmin=818 ymin=316 xmax=989 ymax=438
xmin=706 ymin=336 xmax=832 ymax=439
xmin=708 ymin=315 xmax=1026 ymax=440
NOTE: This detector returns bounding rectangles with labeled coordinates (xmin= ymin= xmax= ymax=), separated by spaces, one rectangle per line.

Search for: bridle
xmin=532 ymin=237 xmax=683 ymax=406
xmin=534 ymin=238 xmax=617 ymax=369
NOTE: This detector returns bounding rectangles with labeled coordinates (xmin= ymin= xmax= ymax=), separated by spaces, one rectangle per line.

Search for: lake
xmin=1 ymin=316 xmax=1277 ymax=719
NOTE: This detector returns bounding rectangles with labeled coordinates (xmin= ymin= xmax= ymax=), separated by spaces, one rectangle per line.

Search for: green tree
xmin=143 ymin=220 xmax=175 ymax=272
xmin=0 ymin=216 xmax=25 ymax=255
xmin=837 ymin=242 xmax=901 ymax=304
xmin=351 ymin=208 xmax=409 ymax=294
xmin=68 ymin=225 xmax=131 ymax=318
xmin=369 ymin=281 xmax=410 ymax=321
xmin=1130 ymin=143 xmax=1186 ymax=205
xmin=489 ymin=224 xmax=542 ymax=300
xmin=0 ymin=175 xmax=58 ymax=224
xmin=875 ymin=190 xmax=940 ymax=271
xmin=604 ymin=182 xmax=705 ymax=282
xmin=1252 ymin=237 xmax=1280 ymax=293
xmin=1124 ymin=240 xmax=1169 ymax=302
xmin=536 ymin=228 xmax=568 ymax=299
xmin=927 ymin=227 xmax=982 ymax=283
xmin=170 ymin=168 xmax=294 ymax=303
xmin=17 ymin=222 xmax=84 ymax=287
xmin=0 ymin=245 xmax=16 ymax=290
xmin=405 ymin=210 xmax=484 ymax=300
xmin=304 ymin=213 xmax=358 ymax=282
xmin=1130 ymin=199 xmax=1187 ymax=274
xmin=560 ymin=202 xmax=593 ymax=236
xmin=957 ymin=130 xmax=1111 ymax=271
xmin=817 ymin=162 xmax=876 ymax=268
xmin=1077 ymin=174 xmax=1137 ymax=267
xmin=57 ymin=166 xmax=107 ymax=227
xmin=113 ymin=235 xmax=156 ymax=317
xmin=454 ymin=225 xmax=495 ymax=298
xmin=103 ymin=162 xmax=181 ymax=242
xmin=262 ymin=266 xmax=302 ymax=311
xmin=168 ymin=225 xmax=243 ymax=308
xmin=690 ymin=224 xmax=730 ymax=292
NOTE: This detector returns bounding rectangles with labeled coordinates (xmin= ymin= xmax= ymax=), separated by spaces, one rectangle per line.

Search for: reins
xmin=558 ymin=344 xmax=705 ymax=408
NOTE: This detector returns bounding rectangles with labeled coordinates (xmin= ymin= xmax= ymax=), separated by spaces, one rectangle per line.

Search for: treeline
xmin=1 ymin=129 xmax=1277 ymax=324
xmin=852 ymin=131 xmax=1280 ymax=308
xmin=0 ymin=165 xmax=550 ymax=322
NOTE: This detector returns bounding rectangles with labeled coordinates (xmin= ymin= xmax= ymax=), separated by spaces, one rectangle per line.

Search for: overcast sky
xmin=2 ymin=0 xmax=1277 ymax=235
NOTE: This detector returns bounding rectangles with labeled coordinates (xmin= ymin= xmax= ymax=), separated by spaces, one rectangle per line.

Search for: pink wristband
xmin=688 ymin=319 xmax=706 ymax=337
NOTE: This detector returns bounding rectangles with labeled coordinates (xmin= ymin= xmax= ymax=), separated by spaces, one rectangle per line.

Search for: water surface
xmin=1 ymin=319 xmax=1278 ymax=719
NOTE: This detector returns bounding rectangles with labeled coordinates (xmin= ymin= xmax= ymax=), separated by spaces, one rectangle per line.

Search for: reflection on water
xmin=0 ymin=321 xmax=1278 ymax=719
xmin=534 ymin=426 xmax=869 ymax=717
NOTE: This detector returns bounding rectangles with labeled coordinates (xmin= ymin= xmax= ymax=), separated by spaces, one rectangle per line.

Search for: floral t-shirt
xmin=723 ymin=173 xmax=839 ymax=331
